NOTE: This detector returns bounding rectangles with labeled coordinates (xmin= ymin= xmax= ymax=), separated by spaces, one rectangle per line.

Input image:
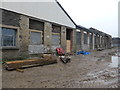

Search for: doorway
xmin=66 ymin=29 xmax=72 ymax=53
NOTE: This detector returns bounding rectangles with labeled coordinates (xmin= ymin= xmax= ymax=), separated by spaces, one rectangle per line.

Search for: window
xmin=30 ymin=31 xmax=42 ymax=45
xmin=52 ymin=25 xmax=61 ymax=33
xmin=29 ymin=19 xmax=44 ymax=31
xmin=95 ymin=35 xmax=97 ymax=45
xmin=52 ymin=34 xmax=60 ymax=45
xmin=90 ymin=35 xmax=92 ymax=44
xmin=66 ymin=30 xmax=71 ymax=40
xmin=76 ymin=32 xmax=81 ymax=45
xmin=84 ymin=33 xmax=87 ymax=44
xmin=0 ymin=27 xmax=16 ymax=46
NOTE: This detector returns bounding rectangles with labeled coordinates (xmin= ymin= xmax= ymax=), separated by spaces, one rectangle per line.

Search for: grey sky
xmin=1 ymin=0 xmax=119 ymax=37
xmin=58 ymin=0 xmax=119 ymax=37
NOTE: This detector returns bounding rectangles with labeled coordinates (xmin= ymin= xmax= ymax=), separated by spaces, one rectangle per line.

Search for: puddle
xmin=109 ymin=56 xmax=119 ymax=68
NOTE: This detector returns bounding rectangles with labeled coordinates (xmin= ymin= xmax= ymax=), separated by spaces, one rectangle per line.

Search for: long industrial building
xmin=0 ymin=0 xmax=112 ymax=60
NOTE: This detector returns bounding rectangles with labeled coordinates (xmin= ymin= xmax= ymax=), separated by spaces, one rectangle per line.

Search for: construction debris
xmin=56 ymin=48 xmax=71 ymax=64
xmin=60 ymin=56 xmax=71 ymax=64
xmin=16 ymin=69 xmax=24 ymax=73
xmin=97 ymin=48 xmax=104 ymax=51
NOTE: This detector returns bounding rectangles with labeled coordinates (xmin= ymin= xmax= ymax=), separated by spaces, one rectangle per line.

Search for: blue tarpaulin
xmin=76 ymin=51 xmax=90 ymax=55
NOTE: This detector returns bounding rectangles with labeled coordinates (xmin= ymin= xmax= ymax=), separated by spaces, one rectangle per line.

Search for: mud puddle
xmin=84 ymin=68 xmax=118 ymax=88
xmin=109 ymin=56 xmax=119 ymax=68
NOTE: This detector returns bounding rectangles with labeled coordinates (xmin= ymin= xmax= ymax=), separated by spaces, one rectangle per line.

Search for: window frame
xmin=52 ymin=33 xmax=60 ymax=46
xmin=76 ymin=31 xmax=81 ymax=45
xmin=84 ymin=32 xmax=88 ymax=44
xmin=0 ymin=25 xmax=19 ymax=49
xmin=30 ymin=29 xmax=43 ymax=45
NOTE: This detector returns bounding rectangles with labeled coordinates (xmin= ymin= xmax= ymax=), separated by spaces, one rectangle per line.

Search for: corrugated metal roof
xmin=77 ymin=26 xmax=111 ymax=37
xmin=89 ymin=27 xmax=111 ymax=37
xmin=77 ymin=25 xmax=92 ymax=33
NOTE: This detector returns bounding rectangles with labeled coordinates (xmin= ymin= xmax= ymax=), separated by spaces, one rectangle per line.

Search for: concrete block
xmin=44 ymin=22 xmax=52 ymax=53
xmin=61 ymin=26 xmax=66 ymax=52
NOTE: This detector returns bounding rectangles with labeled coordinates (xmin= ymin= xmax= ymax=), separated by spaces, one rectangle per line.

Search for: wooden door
xmin=66 ymin=40 xmax=71 ymax=52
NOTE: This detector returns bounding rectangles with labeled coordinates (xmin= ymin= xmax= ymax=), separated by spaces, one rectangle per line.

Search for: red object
xmin=56 ymin=48 xmax=65 ymax=55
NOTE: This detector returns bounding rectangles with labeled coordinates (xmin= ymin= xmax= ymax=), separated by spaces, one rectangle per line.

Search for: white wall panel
xmin=1 ymin=1 xmax=75 ymax=28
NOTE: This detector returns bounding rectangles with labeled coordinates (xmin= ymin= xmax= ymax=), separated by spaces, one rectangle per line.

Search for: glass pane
xmin=3 ymin=36 xmax=14 ymax=46
xmin=2 ymin=28 xmax=16 ymax=46
xmin=90 ymin=35 xmax=92 ymax=44
xmin=95 ymin=36 xmax=97 ymax=45
xmin=84 ymin=33 xmax=87 ymax=44
xmin=0 ymin=28 xmax=1 ymax=46
xmin=52 ymin=34 xmax=60 ymax=45
xmin=76 ymin=32 xmax=81 ymax=44
xmin=30 ymin=32 xmax=41 ymax=45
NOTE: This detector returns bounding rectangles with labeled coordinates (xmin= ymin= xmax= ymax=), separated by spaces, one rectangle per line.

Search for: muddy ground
xmin=2 ymin=48 xmax=119 ymax=88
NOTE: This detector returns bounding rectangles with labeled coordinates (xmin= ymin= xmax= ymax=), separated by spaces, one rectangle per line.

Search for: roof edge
xmin=55 ymin=0 xmax=77 ymax=27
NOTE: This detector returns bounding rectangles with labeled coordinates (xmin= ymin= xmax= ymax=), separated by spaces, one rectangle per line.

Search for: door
xmin=66 ymin=29 xmax=72 ymax=53
xmin=66 ymin=40 xmax=71 ymax=52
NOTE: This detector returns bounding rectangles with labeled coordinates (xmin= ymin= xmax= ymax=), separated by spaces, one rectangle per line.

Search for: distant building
xmin=112 ymin=37 xmax=120 ymax=47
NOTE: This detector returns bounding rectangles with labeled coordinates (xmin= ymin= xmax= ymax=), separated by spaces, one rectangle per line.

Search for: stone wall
xmin=43 ymin=22 xmax=52 ymax=53
xmin=19 ymin=15 xmax=30 ymax=58
xmin=2 ymin=14 xmax=30 ymax=59
xmin=61 ymin=26 xmax=66 ymax=52
xmin=1 ymin=9 xmax=20 ymax=27
xmin=71 ymin=29 xmax=76 ymax=53
xmin=1 ymin=9 xmax=76 ymax=59
xmin=29 ymin=45 xmax=44 ymax=54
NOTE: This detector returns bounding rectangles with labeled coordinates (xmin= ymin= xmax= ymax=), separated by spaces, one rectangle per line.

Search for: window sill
xmin=0 ymin=46 xmax=19 ymax=50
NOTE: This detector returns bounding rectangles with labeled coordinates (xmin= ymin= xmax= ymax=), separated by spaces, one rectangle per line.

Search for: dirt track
xmin=2 ymin=48 xmax=119 ymax=88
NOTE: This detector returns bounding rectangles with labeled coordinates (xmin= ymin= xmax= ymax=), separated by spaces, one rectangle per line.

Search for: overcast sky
xmin=1 ymin=0 xmax=119 ymax=37
xmin=58 ymin=0 xmax=119 ymax=37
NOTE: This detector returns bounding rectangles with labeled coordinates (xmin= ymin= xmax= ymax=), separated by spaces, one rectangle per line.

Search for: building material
xmin=60 ymin=56 xmax=71 ymax=64
xmin=97 ymin=48 xmax=104 ymax=51
xmin=4 ymin=55 xmax=57 ymax=70
xmin=16 ymin=69 xmax=24 ymax=73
